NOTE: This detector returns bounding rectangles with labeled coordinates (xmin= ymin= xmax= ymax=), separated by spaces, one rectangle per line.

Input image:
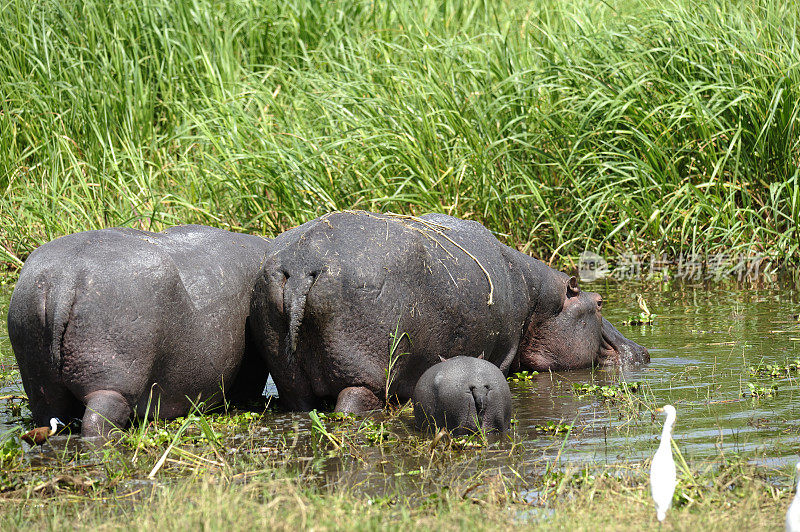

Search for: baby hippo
xmin=412 ymin=356 xmax=512 ymax=435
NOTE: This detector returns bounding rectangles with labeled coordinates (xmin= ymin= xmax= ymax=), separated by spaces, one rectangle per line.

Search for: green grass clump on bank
xmin=0 ymin=451 xmax=790 ymax=530
xmin=1 ymin=0 xmax=799 ymax=267
xmin=0 ymin=477 xmax=519 ymax=531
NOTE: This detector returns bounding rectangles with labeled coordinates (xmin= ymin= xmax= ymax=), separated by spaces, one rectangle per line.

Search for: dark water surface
xmin=2 ymin=280 xmax=799 ymax=475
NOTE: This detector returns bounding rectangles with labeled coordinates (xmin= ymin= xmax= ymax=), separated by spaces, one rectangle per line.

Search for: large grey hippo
xmin=249 ymin=210 xmax=648 ymax=413
xmin=413 ymin=356 xmax=512 ymax=435
xmin=8 ymin=225 xmax=270 ymax=438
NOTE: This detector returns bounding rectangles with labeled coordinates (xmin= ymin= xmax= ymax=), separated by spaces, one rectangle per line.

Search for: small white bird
xmin=786 ymin=461 xmax=800 ymax=532
xmin=650 ymin=405 xmax=677 ymax=523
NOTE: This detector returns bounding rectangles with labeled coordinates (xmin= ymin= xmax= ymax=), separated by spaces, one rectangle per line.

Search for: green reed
xmin=1 ymin=0 xmax=798 ymax=267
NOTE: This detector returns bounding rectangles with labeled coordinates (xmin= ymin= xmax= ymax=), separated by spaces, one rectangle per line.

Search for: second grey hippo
xmin=8 ymin=225 xmax=270 ymax=438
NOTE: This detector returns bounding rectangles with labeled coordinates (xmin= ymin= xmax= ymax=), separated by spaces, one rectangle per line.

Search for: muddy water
xmin=2 ymin=280 xmax=799 ymax=472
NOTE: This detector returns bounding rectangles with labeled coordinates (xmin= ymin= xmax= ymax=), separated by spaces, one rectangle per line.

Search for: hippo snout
xmin=618 ymin=339 xmax=649 ymax=365
xmin=600 ymin=318 xmax=649 ymax=365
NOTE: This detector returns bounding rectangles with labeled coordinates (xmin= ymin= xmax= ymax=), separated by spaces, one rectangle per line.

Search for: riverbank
xmin=0 ymin=419 xmax=791 ymax=531
xmin=1 ymin=472 xmax=790 ymax=531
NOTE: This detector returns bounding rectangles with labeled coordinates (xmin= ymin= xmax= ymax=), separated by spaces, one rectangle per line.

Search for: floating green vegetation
xmin=741 ymin=382 xmax=780 ymax=398
xmin=748 ymin=360 xmax=800 ymax=378
xmin=533 ymin=421 xmax=573 ymax=435
xmin=622 ymin=313 xmax=656 ymax=326
xmin=119 ymin=424 xmax=175 ymax=449
xmin=0 ymin=432 xmax=22 ymax=466
xmin=0 ymin=365 xmax=28 ymax=419
xmin=507 ymin=371 xmax=539 ymax=383
xmin=3 ymin=398 xmax=24 ymax=418
xmin=118 ymin=410 xmax=240 ymax=452
xmin=450 ymin=435 xmax=487 ymax=449
xmin=573 ymin=381 xmax=643 ymax=401
xmin=214 ymin=410 xmax=264 ymax=426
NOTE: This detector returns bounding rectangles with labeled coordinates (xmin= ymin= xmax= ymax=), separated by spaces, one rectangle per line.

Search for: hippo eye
xmin=567 ymin=276 xmax=580 ymax=297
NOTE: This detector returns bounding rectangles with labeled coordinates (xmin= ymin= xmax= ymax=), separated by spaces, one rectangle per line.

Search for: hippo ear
xmin=477 ymin=352 xmax=485 ymax=360
xmin=567 ymin=276 xmax=580 ymax=297
xmin=438 ymin=354 xmax=447 ymax=363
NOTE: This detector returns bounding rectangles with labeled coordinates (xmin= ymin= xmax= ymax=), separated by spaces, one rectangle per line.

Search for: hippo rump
xmin=413 ymin=356 xmax=512 ymax=435
xmin=8 ymin=225 xmax=271 ymax=437
xmin=249 ymin=210 xmax=648 ymax=413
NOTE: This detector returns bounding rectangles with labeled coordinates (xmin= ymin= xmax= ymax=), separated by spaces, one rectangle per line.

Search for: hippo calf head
xmin=518 ymin=276 xmax=649 ymax=371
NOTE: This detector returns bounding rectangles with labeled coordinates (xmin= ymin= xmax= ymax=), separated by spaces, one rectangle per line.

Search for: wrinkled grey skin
xmin=249 ymin=211 xmax=648 ymax=413
xmin=413 ymin=356 xmax=511 ymax=435
xmin=8 ymin=225 xmax=270 ymax=438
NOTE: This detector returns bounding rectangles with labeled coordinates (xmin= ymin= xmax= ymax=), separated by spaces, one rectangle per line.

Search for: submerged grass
xmin=1 ymin=0 xmax=799 ymax=268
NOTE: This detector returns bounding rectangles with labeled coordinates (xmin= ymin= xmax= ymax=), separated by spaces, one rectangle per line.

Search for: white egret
xmin=650 ymin=405 xmax=677 ymax=523
xmin=21 ymin=417 xmax=63 ymax=446
xmin=786 ymin=461 xmax=800 ymax=532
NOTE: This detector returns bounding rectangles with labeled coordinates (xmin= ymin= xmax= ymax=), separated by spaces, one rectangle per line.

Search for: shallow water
xmin=512 ymin=278 xmax=800 ymax=470
xmin=2 ymin=279 xmax=799 ymax=473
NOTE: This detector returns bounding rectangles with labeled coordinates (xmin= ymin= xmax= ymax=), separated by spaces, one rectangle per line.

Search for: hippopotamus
xmin=413 ymin=356 xmax=512 ymax=435
xmin=249 ymin=210 xmax=648 ymax=413
xmin=8 ymin=225 xmax=270 ymax=438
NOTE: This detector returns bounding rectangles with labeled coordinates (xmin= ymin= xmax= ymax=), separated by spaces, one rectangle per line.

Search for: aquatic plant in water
xmin=533 ymin=421 xmax=573 ymax=435
xmin=507 ymin=371 xmax=539 ymax=383
xmin=572 ymin=381 xmax=643 ymax=401
xmin=0 ymin=433 xmax=22 ymax=465
xmin=748 ymin=360 xmax=800 ymax=378
xmin=622 ymin=295 xmax=655 ymax=326
xmin=741 ymin=382 xmax=779 ymax=398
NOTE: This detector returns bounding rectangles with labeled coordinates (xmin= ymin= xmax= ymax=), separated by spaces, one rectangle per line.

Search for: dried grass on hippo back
xmin=338 ymin=211 xmax=496 ymax=306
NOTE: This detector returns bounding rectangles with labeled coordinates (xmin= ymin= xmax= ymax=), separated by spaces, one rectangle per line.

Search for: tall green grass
xmin=1 ymin=0 xmax=798 ymax=268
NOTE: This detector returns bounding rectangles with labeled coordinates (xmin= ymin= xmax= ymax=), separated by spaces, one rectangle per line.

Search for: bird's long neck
xmin=659 ymin=414 xmax=675 ymax=449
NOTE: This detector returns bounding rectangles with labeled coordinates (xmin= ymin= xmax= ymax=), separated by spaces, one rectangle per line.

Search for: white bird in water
xmin=786 ymin=461 xmax=800 ymax=532
xmin=21 ymin=418 xmax=64 ymax=446
xmin=650 ymin=404 xmax=677 ymax=523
